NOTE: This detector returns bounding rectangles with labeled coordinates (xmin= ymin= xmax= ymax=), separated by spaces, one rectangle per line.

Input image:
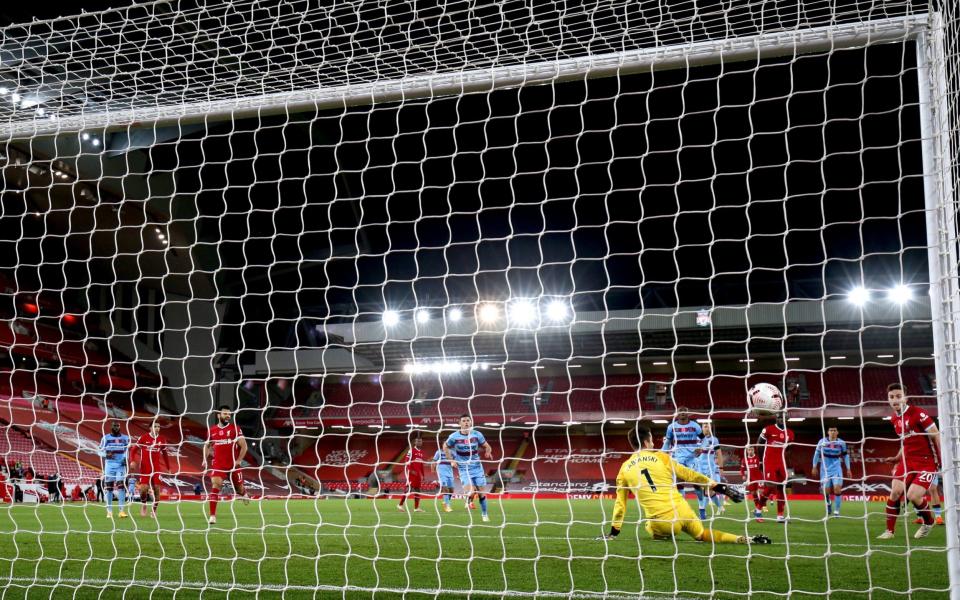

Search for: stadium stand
xmin=0 ymin=420 xmax=100 ymax=485
xmin=0 ymin=362 xmax=938 ymax=498
xmin=0 ymin=396 xmax=290 ymax=497
xmin=274 ymin=367 xmax=936 ymax=429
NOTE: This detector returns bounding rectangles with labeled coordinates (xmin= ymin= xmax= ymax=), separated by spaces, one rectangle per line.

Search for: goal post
xmin=917 ymin=12 xmax=960 ymax=599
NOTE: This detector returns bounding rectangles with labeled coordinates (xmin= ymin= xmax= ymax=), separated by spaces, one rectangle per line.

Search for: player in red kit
xmin=878 ymin=382 xmax=941 ymax=540
xmin=757 ymin=414 xmax=794 ymax=523
xmin=398 ymin=436 xmax=425 ymax=513
xmin=131 ymin=421 xmax=172 ymax=518
xmin=741 ymin=446 xmax=767 ymax=521
xmin=202 ymin=406 xmax=250 ymax=525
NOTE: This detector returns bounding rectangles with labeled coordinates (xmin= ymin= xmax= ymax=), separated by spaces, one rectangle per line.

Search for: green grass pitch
xmin=0 ymin=498 xmax=948 ymax=599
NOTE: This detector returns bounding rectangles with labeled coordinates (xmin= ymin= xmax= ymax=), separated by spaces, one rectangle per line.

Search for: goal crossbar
xmin=0 ymin=14 xmax=929 ymax=141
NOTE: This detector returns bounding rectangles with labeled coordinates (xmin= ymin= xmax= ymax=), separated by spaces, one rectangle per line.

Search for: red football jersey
xmin=741 ymin=453 xmax=763 ymax=482
xmin=208 ymin=423 xmax=243 ymax=469
xmin=892 ymin=405 xmax=940 ymax=466
xmin=405 ymin=447 xmax=425 ymax=477
xmin=135 ymin=433 xmax=170 ymax=473
xmin=759 ymin=425 xmax=794 ymax=469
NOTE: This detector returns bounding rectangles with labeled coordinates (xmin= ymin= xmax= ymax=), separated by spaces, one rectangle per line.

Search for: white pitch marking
xmin=0 ymin=576 xmax=691 ymax=600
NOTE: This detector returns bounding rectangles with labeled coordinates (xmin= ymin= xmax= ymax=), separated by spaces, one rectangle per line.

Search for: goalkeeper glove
xmin=596 ymin=527 xmax=620 ymax=540
xmin=713 ymin=483 xmax=743 ymax=503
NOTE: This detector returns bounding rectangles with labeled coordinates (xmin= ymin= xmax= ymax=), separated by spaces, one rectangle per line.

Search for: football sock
xmin=700 ymin=529 xmax=741 ymax=544
xmin=914 ymin=498 xmax=934 ymax=525
xmin=885 ymin=499 xmax=901 ymax=532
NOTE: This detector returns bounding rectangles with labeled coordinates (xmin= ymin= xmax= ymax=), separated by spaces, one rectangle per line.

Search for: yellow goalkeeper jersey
xmin=611 ymin=450 xmax=714 ymax=529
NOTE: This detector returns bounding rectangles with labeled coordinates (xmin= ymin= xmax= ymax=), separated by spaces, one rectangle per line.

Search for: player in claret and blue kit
xmin=811 ymin=425 xmax=852 ymax=518
xmin=444 ymin=414 xmax=493 ymax=522
xmin=431 ymin=445 xmax=457 ymax=512
xmin=99 ymin=420 xmax=131 ymax=519
xmin=661 ymin=407 xmax=704 ymax=505
xmin=695 ymin=423 xmax=725 ymax=519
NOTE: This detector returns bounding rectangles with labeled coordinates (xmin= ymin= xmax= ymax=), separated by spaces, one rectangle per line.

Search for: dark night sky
xmin=0 ymin=3 xmax=932 ymax=354
xmin=167 ymin=41 xmax=927 ymax=352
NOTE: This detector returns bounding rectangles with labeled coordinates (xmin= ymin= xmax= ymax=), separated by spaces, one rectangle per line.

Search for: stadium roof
xmin=249 ymin=298 xmax=934 ymax=374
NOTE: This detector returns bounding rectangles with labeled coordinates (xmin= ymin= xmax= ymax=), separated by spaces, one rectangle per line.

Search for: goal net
xmin=1 ymin=0 xmax=959 ymax=598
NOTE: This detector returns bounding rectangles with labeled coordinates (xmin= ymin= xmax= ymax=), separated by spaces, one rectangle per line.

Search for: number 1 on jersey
xmin=641 ymin=468 xmax=657 ymax=491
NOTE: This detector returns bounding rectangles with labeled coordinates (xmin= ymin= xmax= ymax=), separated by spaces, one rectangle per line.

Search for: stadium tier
xmin=268 ymin=367 xmax=937 ymax=428
xmin=0 ymin=396 xmax=290 ymax=496
xmin=0 ymin=361 xmax=939 ymax=499
xmin=0 ymin=417 xmax=100 ymax=484
xmin=293 ymin=431 xmax=411 ymax=482
xmin=0 ymin=324 xmax=155 ymax=393
xmin=5 ymin=393 xmax=912 ymax=498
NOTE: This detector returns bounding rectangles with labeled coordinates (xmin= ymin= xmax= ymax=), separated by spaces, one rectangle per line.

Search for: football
xmin=748 ymin=382 xmax=784 ymax=415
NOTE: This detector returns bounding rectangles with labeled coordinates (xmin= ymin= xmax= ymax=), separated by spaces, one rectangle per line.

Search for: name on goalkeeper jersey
xmin=626 ymin=454 xmax=658 ymax=468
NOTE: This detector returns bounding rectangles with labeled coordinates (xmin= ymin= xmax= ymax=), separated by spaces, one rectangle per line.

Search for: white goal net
xmin=1 ymin=1 xmax=959 ymax=598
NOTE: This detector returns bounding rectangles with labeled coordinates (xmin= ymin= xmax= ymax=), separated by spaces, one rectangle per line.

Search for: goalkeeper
xmin=600 ymin=423 xmax=770 ymax=545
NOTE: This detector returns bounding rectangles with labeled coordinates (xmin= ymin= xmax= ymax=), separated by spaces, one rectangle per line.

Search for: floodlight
xmin=847 ymin=286 xmax=869 ymax=306
xmin=508 ymin=299 xmax=536 ymax=325
xmin=888 ymin=284 xmax=912 ymax=305
xmin=478 ymin=303 xmax=499 ymax=323
xmin=546 ymin=299 xmax=569 ymax=321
